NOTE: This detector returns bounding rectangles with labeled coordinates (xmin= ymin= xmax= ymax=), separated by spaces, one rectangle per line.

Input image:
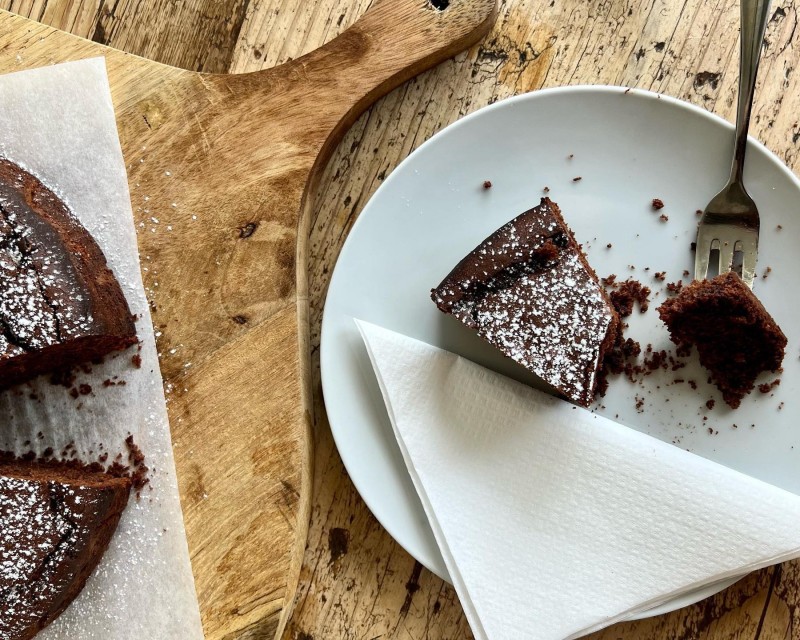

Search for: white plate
xmin=320 ymin=86 xmax=800 ymax=618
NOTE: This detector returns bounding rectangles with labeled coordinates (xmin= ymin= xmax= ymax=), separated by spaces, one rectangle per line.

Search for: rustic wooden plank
xmin=230 ymin=0 xmax=372 ymax=72
xmin=0 ymin=0 xmax=251 ymax=72
xmin=5 ymin=0 xmax=800 ymax=638
xmin=290 ymin=0 xmax=800 ymax=638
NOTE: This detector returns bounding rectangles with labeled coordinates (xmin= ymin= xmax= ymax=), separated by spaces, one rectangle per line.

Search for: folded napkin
xmin=356 ymin=319 xmax=800 ymax=640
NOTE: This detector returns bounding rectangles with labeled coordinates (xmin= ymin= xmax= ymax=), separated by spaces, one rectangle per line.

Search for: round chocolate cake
xmin=0 ymin=159 xmax=136 ymax=388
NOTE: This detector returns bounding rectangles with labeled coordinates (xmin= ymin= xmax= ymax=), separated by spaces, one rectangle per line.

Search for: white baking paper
xmin=0 ymin=59 xmax=204 ymax=638
xmin=356 ymin=319 xmax=800 ymax=640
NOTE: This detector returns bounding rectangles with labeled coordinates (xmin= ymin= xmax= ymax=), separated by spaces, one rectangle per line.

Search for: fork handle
xmin=730 ymin=0 xmax=772 ymax=184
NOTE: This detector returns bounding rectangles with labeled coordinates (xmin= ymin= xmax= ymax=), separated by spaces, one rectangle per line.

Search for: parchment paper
xmin=0 ymin=59 xmax=204 ymax=638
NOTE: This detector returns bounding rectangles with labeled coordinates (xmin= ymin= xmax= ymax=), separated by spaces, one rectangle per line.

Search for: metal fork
xmin=695 ymin=0 xmax=772 ymax=288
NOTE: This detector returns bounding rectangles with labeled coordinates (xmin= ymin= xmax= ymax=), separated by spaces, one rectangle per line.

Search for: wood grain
xmin=4 ymin=0 xmax=800 ymax=639
xmin=292 ymin=1 xmax=800 ymax=639
xmin=0 ymin=2 xmax=496 ymax=639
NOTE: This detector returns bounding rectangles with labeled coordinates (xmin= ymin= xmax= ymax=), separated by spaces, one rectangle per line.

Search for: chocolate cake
xmin=0 ymin=455 xmax=131 ymax=639
xmin=658 ymin=272 xmax=787 ymax=408
xmin=431 ymin=198 xmax=620 ymax=407
xmin=0 ymin=159 xmax=136 ymax=388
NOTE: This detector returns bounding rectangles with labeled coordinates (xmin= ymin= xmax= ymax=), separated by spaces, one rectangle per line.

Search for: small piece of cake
xmin=0 ymin=159 xmax=137 ymax=388
xmin=431 ymin=198 xmax=620 ymax=407
xmin=658 ymin=272 xmax=786 ymax=408
xmin=0 ymin=454 xmax=131 ymax=640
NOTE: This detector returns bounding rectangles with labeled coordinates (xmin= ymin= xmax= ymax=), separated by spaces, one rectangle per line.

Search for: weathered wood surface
xmin=5 ymin=0 xmax=800 ymax=638
xmin=0 ymin=2 xmax=496 ymax=639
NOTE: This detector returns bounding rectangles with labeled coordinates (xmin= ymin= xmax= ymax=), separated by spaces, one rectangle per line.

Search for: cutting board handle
xmin=286 ymin=0 xmax=497 ymax=160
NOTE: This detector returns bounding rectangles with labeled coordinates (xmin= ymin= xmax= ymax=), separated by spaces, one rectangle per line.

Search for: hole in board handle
xmin=429 ymin=0 xmax=450 ymax=10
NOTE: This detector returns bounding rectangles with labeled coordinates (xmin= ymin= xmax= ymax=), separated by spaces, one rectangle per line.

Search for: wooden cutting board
xmin=0 ymin=1 xmax=496 ymax=637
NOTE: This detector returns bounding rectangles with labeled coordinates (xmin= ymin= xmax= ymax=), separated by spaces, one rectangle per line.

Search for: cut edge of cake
xmin=658 ymin=271 xmax=787 ymax=408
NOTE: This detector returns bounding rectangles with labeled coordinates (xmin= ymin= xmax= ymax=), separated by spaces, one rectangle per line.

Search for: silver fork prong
xmin=693 ymin=0 xmax=767 ymax=288
xmin=740 ymin=234 xmax=758 ymax=287
xmin=719 ymin=240 xmax=735 ymax=275
xmin=694 ymin=227 xmax=715 ymax=281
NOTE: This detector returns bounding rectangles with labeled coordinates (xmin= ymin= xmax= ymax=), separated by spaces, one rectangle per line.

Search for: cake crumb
xmin=602 ymin=274 xmax=618 ymax=287
xmin=50 ymin=369 xmax=76 ymax=389
xmin=683 ymin=270 xmax=690 ymax=277
xmin=659 ymin=214 xmax=669 ymax=222
xmin=777 ymin=224 xmax=783 ymax=231
xmin=758 ymin=379 xmax=781 ymax=394
xmin=609 ymin=280 xmax=651 ymax=316
xmin=652 ymin=198 xmax=665 ymax=210
xmin=696 ymin=209 xmax=703 ymax=216
xmin=572 ymin=176 xmax=582 ymax=182
xmin=543 ymin=186 xmax=550 ymax=193
xmin=606 ymin=243 xmax=612 ymax=249
xmin=666 ymin=280 xmax=683 ymax=294
xmin=482 ymin=180 xmax=492 ymax=189
xmin=131 ymin=354 xmax=142 ymax=369
xmin=706 ymin=399 xmax=715 ymax=410
xmin=124 ymin=435 xmax=150 ymax=498
xmin=654 ymin=271 xmax=666 ymax=281
xmin=762 ymin=266 xmax=772 ymax=280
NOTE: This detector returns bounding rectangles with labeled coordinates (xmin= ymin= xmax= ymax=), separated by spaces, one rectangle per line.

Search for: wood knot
xmin=238 ymin=222 xmax=258 ymax=239
xmin=138 ymin=100 xmax=165 ymax=131
xmin=694 ymin=71 xmax=721 ymax=90
xmin=328 ymin=528 xmax=350 ymax=565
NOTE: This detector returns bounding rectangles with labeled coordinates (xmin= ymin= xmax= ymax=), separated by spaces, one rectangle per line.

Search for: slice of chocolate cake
xmin=0 ymin=455 xmax=131 ymax=640
xmin=431 ymin=198 xmax=620 ymax=407
xmin=658 ymin=272 xmax=786 ymax=408
xmin=0 ymin=159 xmax=137 ymax=388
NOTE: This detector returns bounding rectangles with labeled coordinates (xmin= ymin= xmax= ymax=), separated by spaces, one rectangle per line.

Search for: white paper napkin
xmin=0 ymin=60 xmax=203 ymax=638
xmin=356 ymin=319 xmax=800 ymax=640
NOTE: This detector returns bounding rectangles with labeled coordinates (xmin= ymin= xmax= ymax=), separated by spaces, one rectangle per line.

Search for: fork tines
xmin=694 ymin=226 xmax=758 ymax=288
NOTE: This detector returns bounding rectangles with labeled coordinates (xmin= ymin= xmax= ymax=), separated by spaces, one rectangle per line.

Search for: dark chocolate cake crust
xmin=658 ymin=272 xmax=787 ymax=408
xmin=0 ymin=159 xmax=137 ymax=388
xmin=0 ymin=455 xmax=131 ymax=640
xmin=432 ymin=197 xmax=619 ymax=407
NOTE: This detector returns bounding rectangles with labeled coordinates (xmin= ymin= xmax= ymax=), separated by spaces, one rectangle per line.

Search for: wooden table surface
xmin=7 ymin=0 xmax=799 ymax=638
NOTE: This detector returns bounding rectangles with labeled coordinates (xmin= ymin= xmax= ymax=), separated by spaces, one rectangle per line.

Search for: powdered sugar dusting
xmin=433 ymin=200 xmax=616 ymax=406
xmin=0 ymin=185 xmax=95 ymax=354
xmin=471 ymin=251 xmax=614 ymax=403
xmin=0 ymin=475 xmax=123 ymax=637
